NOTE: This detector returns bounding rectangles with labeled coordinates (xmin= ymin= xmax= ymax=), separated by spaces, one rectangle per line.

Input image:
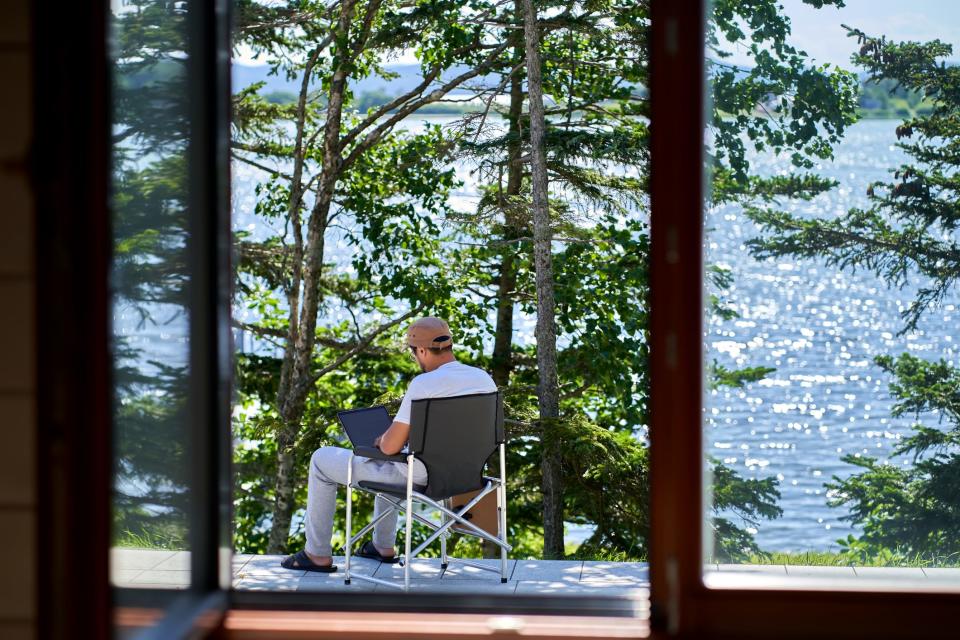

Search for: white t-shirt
xmin=393 ymin=360 xmax=498 ymax=425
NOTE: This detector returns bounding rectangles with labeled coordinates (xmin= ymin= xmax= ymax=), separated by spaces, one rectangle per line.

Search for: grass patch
xmin=744 ymin=550 xmax=960 ymax=568
xmin=114 ymin=527 xmax=186 ymax=551
xmin=564 ymin=540 xmax=646 ymax=562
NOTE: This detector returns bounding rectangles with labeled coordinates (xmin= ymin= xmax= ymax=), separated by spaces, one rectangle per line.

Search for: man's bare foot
xmin=373 ymin=543 xmax=396 ymax=558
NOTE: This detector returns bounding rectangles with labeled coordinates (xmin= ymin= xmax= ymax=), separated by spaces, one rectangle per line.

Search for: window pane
xmin=229 ymin=0 xmax=651 ymax=602
xmin=110 ymin=0 xmax=192 ymax=590
xmin=704 ymin=0 xmax=960 ymax=587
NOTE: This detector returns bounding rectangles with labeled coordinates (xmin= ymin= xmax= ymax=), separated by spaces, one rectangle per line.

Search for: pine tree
xmin=748 ymin=27 xmax=960 ymax=559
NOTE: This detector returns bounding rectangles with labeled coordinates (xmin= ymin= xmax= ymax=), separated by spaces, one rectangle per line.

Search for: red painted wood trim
xmin=648 ymin=0 xmax=707 ymax=634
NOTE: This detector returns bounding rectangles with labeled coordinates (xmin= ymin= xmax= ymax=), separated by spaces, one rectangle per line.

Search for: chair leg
xmin=404 ymin=454 xmax=415 ymax=592
xmin=497 ymin=483 xmax=507 ymax=583
xmin=345 ymin=454 xmax=353 ymax=585
xmin=499 ymin=443 xmax=508 ymax=583
xmin=440 ymin=500 xmax=448 ymax=570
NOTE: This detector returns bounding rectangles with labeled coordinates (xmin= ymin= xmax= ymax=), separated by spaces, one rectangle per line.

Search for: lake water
xmin=118 ymin=116 xmax=955 ymax=553
xmin=704 ymin=118 xmax=958 ymax=551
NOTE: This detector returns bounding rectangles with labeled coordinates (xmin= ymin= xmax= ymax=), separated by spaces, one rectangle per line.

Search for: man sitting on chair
xmin=281 ymin=316 xmax=497 ymax=572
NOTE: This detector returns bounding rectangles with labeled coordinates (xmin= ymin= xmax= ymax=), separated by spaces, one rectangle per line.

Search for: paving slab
xmin=339 ymin=556 xmax=385 ymax=577
xmin=580 ymin=575 xmax=649 ymax=587
xmin=514 ymin=580 xmax=640 ymax=596
xmin=441 ymin=559 xmax=516 ymax=580
xmin=111 ymin=554 xmax=949 ymax=595
xmin=784 ymin=565 xmax=857 ymax=578
xmin=110 ymin=548 xmax=178 ymax=572
xmin=510 ymin=560 xmax=583 ymax=582
xmin=852 ymin=567 xmax=926 ymax=579
xmin=580 ymin=561 xmax=649 ymax=583
xmin=298 ymin=576 xmax=376 ymax=592
xmin=922 ymin=568 xmax=960 ymax=583
xmin=237 ymin=554 xmax=380 ymax=580
xmin=232 ymin=554 xmax=253 ymax=574
xmin=373 ymin=558 xmax=444 ymax=579
xmin=240 ymin=554 xmax=306 ymax=578
xmin=235 ymin=574 xmax=303 ymax=591
xmin=715 ymin=564 xmax=787 ymax=574
xmin=129 ymin=570 xmax=191 ymax=587
xmin=371 ymin=579 xmax=517 ymax=594
xmin=153 ymin=551 xmax=191 ymax=571
xmin=110 ymin=569 xmax=144 ymax=586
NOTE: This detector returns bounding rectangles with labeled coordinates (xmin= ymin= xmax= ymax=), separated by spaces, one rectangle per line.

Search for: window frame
xmin=35 ymin=1 xmax=113 ymax=636
xmin=45 ymin=0 xmax=960 ymax=637
xmin=36 ymin=0 xmax=234 ymax=637
xmin=646 ymin=1 xmax=960 ymax=637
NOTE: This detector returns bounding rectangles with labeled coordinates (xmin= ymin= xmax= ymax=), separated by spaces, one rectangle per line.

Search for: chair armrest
xmin=354 ymin=446 xmax=407 ymax=463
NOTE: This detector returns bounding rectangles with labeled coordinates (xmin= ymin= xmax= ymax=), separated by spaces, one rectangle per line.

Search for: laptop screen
xmin=336 ymin=405 xmax=392 ymax=448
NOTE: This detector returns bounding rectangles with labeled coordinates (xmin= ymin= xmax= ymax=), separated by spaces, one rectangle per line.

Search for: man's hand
xmin=377 ymin=421 xmax=411 ymax=455
xmin=373 ymin=435 xmax=382 ymax=449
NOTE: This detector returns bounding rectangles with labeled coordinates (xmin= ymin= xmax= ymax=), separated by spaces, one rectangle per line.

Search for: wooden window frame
xmin=647 ymin=1 xmax=960 ymax=637
xmin=37 ymin=0 xmax=233 ymax=637
xmin=37 ymin=0 xmax=960 ymax=637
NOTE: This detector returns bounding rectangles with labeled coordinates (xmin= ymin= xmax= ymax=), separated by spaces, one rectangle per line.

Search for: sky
xmin=233 ymin=0 xmax=960 ymax=68
xmin=741 ymin=0 xmax=960 ymax=70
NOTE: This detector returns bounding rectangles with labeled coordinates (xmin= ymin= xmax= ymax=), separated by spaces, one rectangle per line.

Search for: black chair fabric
xmin=407 ymin=391 xmax=503 ymax=500
xmin=356 ymin=479 xmax=427 ymax=498
xmin=353 ymin=446 xmax=406 ymax=463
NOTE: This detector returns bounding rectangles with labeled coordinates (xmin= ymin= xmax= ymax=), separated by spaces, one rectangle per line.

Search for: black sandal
xmin=280 ymin=549 xmax=337 ymax=573
xmin=355 ymin=540 xmax=400 ymax=564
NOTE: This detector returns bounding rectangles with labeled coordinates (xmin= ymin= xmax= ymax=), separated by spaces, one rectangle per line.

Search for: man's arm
xmin=373 ymin=420 xmax=411 ymax=455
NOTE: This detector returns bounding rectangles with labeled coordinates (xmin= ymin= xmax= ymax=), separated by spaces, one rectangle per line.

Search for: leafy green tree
xmin=440 ymin=0 xmax=856 ymax=560
xmin=232 ymin=0 xmax=513 ymax=552
xmin=229 ymin=0 xmax=857 ymax=560
xmin=747 ymin=28 xmax=960 ymax=558
xmin=828 ymin=354 xmax=960 ymax=558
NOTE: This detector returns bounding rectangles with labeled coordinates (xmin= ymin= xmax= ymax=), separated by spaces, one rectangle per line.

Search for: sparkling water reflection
xmin=706 ymin=119 xmax=959 ymax=551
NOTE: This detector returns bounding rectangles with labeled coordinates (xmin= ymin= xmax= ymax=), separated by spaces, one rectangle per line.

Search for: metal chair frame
xmin=341 ymin=394 xmax=511 ymax=591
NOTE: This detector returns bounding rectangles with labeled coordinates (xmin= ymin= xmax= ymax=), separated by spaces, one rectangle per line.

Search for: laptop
xmin=335 ymin=405 xmax=392 ymax=448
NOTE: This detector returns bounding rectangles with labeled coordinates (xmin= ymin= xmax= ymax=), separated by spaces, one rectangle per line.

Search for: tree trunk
xmin=483 ymin=25 xmax=529 ymax=560
xmin=491 ymin=14 xmax=527 ymax=390
xmin=267 ymin=0 xmax=357 ymax=554
xmin=521 ymin=0 xmax=564 ymax=559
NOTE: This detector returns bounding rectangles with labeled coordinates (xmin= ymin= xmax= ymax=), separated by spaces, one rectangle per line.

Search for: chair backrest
xmin=407 ymin=391 xmax=504 ymax=499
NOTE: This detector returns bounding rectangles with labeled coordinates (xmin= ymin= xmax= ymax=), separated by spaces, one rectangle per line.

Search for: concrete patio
xmin=111 ymin=548 xmax=960 ymax=594
xmin=111 ymin=549 xmax=648 ymax=594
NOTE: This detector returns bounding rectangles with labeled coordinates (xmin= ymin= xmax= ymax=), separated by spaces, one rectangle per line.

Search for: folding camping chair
xmin=342 ymin=390 xmax=511 ymax=591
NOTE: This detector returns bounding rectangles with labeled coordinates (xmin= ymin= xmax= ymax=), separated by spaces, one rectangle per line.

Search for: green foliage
xmin=826 ymin=354 xmax=960 ymax=557
xmin=857 ymin=78 xmax=935 ymax=119
xmin=225 ymin=0 xmax=861 ymax=560
xmin=113 ymin=522 xmax=187 ymax=551
xmin=744 ymin=26 xmax=960 ymax=559
xmin=452 ymin=0 xmax=858 ymax=558
xmin=708 ymin=0 xmax=858 ymax=202
xmin=711 ymin=363 xmax=778 ymax=390
xmin=747 ymin=27 xmax=960 ymax=333
xmin=746 ymin=549 xmax=960 ymax=567
xmin=710 ymin=460 xmax=783 ymax=561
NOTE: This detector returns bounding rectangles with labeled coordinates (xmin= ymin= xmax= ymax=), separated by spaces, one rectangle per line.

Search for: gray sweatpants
xmin=305 ymin=446 xmax=428 ymax=557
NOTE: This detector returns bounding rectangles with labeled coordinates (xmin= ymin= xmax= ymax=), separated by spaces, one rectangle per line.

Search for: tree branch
xmin=309 ymin=307 xmax=422 ymax=383
xmin=341 ymin=40 xmax=513 ymax=172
